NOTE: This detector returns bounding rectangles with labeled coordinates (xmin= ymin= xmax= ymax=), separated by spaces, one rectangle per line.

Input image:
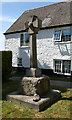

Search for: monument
xmin=7 ymin=15 xmax=61 ymax=111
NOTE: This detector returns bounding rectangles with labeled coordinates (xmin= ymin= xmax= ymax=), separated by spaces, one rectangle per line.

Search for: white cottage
xmin=4 ymin=1 xmax=72 ymax=76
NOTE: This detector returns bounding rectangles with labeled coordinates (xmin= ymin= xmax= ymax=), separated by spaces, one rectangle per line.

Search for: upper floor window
xmin=20 ymin=34 xmax=24 ymax=46
xmin=54 ymin=30 xmax=62 ymax=41
xmin=54 ymin=28 xmax=71 ymax=42
xmin=20 ymin=33 xmax=30 ymax=46
xmin=62 ymin=29 xmax=71 ymax=42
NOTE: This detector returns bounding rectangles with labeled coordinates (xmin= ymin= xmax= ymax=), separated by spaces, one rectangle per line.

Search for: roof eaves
xmin=4 ymin=23 xmax=72 ymax=35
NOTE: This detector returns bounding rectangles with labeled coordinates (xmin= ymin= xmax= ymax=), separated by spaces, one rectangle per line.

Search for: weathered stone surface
xmin=30 ymin=34 xmax=37 ymax=68
xmin=19 ymin=75 xmax=50 ymax=96
xmin=6 ymin=89 xmax=61 ymax=111
xmin=24 ymin=15 xmax=42 ymax=34
xmin=24 ymin=15 xmax=42 ymax=77
xmin=26 ymin=68 xmax=41 ymax=77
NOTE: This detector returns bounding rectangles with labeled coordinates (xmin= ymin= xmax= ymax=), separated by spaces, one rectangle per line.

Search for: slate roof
xmin=4 ymin=1 xmax=72 ymax=35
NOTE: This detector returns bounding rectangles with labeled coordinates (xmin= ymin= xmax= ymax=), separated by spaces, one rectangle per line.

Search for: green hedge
xmin=2 ymin=51 xmax=12 ymax=81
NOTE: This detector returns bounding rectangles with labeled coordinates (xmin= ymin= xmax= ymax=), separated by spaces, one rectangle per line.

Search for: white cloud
xmin=0 ymin=16 xmax=16 ymax=23
xmin=1 ymin=0 xmax=67 ymax=2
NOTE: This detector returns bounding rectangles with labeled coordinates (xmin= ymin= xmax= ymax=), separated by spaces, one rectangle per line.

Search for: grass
xmin=2 ymin=79 xmax=72 ymax=119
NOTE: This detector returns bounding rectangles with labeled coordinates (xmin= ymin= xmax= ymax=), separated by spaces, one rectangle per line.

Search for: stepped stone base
xmin=6 ymin=89 xmax=61 ymax=111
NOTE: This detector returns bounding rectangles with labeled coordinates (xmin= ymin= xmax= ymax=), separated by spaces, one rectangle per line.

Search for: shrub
xmin=1 ymin=51 xmax=12 ymax=82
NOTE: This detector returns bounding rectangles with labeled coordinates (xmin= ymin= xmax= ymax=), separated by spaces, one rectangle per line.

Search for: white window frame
xmin=24 ymin=33 xmax=30 ymax=46
xmin=20 ymin=34 xmax=24 ymax=46
xmin=54 ymin=28 xmax=71 ymax=42
xmin=54 ymin=30 xmax=62 ymax=42
xmin=63 ymin=60 xmax=71 ymax=75
xmin=54 ymin=59 xmax=71 ymax=75
xmin=20 ymin=32 xmax=30 ymax=47
xmin=54 ymin=60 xmax=62 ymax=74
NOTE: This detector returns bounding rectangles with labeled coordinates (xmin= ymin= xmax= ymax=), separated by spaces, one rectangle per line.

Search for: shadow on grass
xmin=61 ymin=97 xmax=72 ymax=101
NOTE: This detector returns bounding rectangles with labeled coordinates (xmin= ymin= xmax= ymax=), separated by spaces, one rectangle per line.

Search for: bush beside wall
xmin=1 ymin=51 xmax=12 ymax=82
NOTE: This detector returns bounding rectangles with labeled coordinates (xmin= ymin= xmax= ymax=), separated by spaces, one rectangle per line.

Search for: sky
xmin=0 ymin=0 xmax=67 ymax=50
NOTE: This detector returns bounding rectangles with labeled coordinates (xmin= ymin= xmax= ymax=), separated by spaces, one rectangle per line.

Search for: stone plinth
xmin=19 ymin=75 xmax=50 ymax=96
xmin=26 ymin=68 xmax=41 ymax=77
xmin=7 ymin=89 xmax=61 ymax=112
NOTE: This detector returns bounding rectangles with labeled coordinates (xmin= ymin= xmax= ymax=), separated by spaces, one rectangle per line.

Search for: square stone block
xmin=26 ymin=68 xmax=41 ymax=77
xmin=19 ymin=75 xmax=50 ymax=96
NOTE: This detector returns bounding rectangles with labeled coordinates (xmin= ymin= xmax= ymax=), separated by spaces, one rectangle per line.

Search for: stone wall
xmin=5 ymin=26 xmax=71 ymax=74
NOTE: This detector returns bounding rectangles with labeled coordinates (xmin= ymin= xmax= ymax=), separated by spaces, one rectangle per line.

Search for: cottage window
xmin=54 ymin=60 xmax=71 ymax=75
xmin=55 ymin=60 xmax=62 ymax=73
xmin=24 ymin=33 xmax=30 ymax=46
xmin=20 ymin=33 xmax=30 ymax=46
xmin=62 ymin=29 xmax=71 ymax=42
xmin=54 ymin=30 xmax=62 ymax=41
xmin=63 ymin=60 xmax=71 ymax=74
xmin=20 ymin=34 xmax=24 ymax=46
xmin=54 ymin=28 xmax=71 ymax=42
xmin=17 ymin=58 xmax=22 ymax=66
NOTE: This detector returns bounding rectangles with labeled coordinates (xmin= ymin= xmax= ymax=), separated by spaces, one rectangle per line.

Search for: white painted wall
xmin=37 ymin=28 xmax=71 ymax=70
xmin=5 ymin=26 xmax=71 ymax=72
xmin=5 ymin=33 xmax=30 ymax=67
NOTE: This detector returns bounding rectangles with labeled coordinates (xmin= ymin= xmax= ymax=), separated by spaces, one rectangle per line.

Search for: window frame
xmin=54 ymin=28 xmax=71 ymax=42
xmin=17 ymin=57 xmax=22 ymax=66
xmin=54 ymin=59 xmax=71 ymax=75
xmin=24 ymin=33 xmax=30 ymax=46
xmin=54 ymin=30 xmax=62 ymax=42
xmin=20 ymin=32 xmax=30 ymax=47
xmin=20 ymin=34 xmax=24 ymax=46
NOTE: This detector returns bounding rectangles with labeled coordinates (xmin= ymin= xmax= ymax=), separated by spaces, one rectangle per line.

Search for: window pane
xmin=24 ymin=33 xmax=30 ymax=46
xmin=63 ymin=29 xmax=70 ymax=36
xmin=55 ymin=60 xmax=61 ymax=72
xmin=54 ymin=31 xmax=62 ymax=41
xmin=17 ymin=58 xmax=22 ymax=66
xmin=20 ymin=34 xmax=24 ymax=46
xmin=62 ymin=29 xmax=71 ymax=42
xmin=63 ymin=60 xmax=71 ymax=73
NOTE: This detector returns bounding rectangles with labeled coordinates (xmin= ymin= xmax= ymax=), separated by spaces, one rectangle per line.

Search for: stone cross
xmin=24 ymin=15 xmax=42 ymax=77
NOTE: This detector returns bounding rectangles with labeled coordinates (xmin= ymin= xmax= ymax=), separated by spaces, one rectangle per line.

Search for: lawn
xmin=2 ymin=80 xmax=72 ymax=119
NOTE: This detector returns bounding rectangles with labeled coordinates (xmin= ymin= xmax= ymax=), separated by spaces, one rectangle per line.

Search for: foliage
xmin=2 ymin=51 xmax=12 ymax=82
